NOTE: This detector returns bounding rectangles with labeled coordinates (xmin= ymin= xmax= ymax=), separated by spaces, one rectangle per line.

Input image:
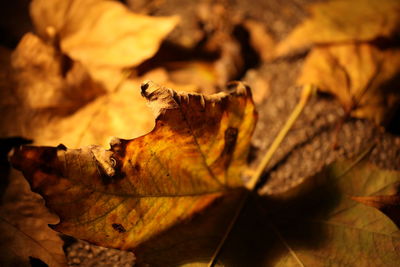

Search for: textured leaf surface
xmin=154 ymin=160 xmax=400 ymax=266
xmin=298 ymin=44 xmax=400 ymax=124
xmin=30 ymin=0 xmax=178 ymax=90
xmin=275 ymin=0 xmax=400 ymax=57
xmin=10 ymin=81 xmax=257 ymax=252
xmin=259 ymin=160 xmax=400 ymax=266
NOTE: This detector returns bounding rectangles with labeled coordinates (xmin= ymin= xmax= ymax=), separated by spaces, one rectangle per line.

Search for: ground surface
xmin=1 ymin=0 xmax=400 ymax=266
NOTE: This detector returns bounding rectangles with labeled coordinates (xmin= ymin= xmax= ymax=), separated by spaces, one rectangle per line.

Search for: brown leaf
xmin=245 ymin=160 xmax=400 ymax=266
xmin=276 ymin=0 xmax=400 ymax=57
xmin=10 ymin=82 xmax=257 ymax=261
xmin=0 ymin=170 xmax=66 ymax=267
xmin=352 ymin=194 xmax=400 ymax=228
xmin=30 ymin=0 xmax=179 ymax=90
xmin=298 ymin=44 xmax=400 ymax=124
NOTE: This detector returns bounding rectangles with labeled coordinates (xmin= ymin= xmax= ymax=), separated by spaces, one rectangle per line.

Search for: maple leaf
xmin=9 ymin=81 xmax=257 ymax=262
xmin=297 ymin=44 xmax=400 ymax=124
xmin=30 ymin=0 xmax=179 ymax=90
xmin=206 ymin=160 xmax=400 ymax=266
xmin=275 ymin=0 xmax=400 ymax=57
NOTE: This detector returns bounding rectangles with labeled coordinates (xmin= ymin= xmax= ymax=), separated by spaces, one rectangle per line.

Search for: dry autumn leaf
xmin=298 ymin=44 xmax=400 ymax=124
xmin=214 ymin=160 xmax=400 ymax=266
xmin=1 ymin=34 xmax=153 ymax=148
xmin=30 ymin=0 xmax=179 ymax=91
xmin=352 ymin=194 xmax=400 ymax=229
xmin=9 ymin=81 xmax=257 ymax=263
xmin=0 ymin=169 xmax=66 ymax=267
xmin=275 ymin=0 xmax=400 ymax=57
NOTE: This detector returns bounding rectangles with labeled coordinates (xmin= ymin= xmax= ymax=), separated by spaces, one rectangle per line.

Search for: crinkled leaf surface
xmin=276 ymin=0 xmax=400 ymax=57
xmin=0 ymin=170 xmax=66 ymax=267
xmin=298 ymin=44 xmax=400 ymax=124
xmin=10 ymin=82 xmax=257 ymax=255
xmin=30 ymin=0 xmax=178 ymax=90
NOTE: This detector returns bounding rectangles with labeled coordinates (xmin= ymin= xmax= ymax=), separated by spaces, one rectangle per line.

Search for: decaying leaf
xmin=352 ymin=194 xmax=400 ymax=229
xmin=275 ymin=0 xmax=400 ymax=57
xmin=298 ymin=44 xmax=400 ymax=124
xmin=10 ymin=82 xmax=257 ymax=259
xmin=0 ymin=170 xmax=66 ymax=267
xmin=30 ymin=0 xmax=179 ymax=90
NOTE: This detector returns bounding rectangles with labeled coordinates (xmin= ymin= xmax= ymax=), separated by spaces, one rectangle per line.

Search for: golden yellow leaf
xmin=298 ymin=44 xmax=400 ymax=124
xmin=276 ymin=0 xmax=400 ymax=57
xmin=10 ymin=81 xmax=257 ymax=253
xmin=30 ymin=0 xmax=179 ymax=90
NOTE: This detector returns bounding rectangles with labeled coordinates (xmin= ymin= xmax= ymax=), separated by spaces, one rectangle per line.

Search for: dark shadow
xmin=0 ymin=137 xmax=32 ymax=201
xmin=220 ymin=167 xmax=341 ymax=266
xmin=29 ymin=257 xmax=49 ymax=267
xmin=60 ymin=234 xmax=78 ymax=253
xmin=232 ymin=24 xmax=261 ymax=80
xmin=380 ymin=72 xmax=400 ymax=135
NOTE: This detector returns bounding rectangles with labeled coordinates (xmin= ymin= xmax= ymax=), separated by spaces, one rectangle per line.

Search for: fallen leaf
xmin=242 ymin=19 xmax=276 ymax=62
xmin=276 ymin=0 xmax=400 ymax=57
xmin=215 ymin=160 xmax=400 ymax=266
xmin=35 ymin=78 xmax=155 ymax=148
xmin=10 ymin=33 xmax=104 ymax=112
xmin=298 ymin=44 xmax=400 ymax=124
xmin=30 ymin=0 xmax=179 ymax=90
xmin=0 ymin=170 xmax=66 ymax=267
xmin=352 ymin=194 xmax=400 ymax=228
xmin=0 ymin=33 xmax=107 ymax=145
xmin=10 ymin=81 xmax=257 ymax=257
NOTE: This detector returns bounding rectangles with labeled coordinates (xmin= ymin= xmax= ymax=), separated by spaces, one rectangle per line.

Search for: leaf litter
xmin=2 ymin=0 xmax=396 ymax=265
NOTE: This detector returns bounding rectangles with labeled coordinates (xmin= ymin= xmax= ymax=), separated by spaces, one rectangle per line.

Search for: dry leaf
xmin=242 ymin=19 xmax=276 ymax=62
xmin=298 ymin=44 xmax=400 ymax=124
xmin=218 ymin=160 xmax=400 ymax=266
xmin=30 ymin=0 xmax=179 ymax=90
xmin=0 ymin=170 xmax=66 ymax=267
xmin=276 ymin=0 xmax=400 ymax=57
xmin=0 ymin=33 xmax=105 ymax=142
xmin=34 ymin=78 xmax=155 ymax=148
xmin=352 ymin=194 xmax=400 ymax=228
xmin=10 ymin=82 xmax=257 ymax=257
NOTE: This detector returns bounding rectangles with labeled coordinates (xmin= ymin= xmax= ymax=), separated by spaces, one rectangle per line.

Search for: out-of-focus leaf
xmin=30 ymin=0 xmax=179 ymax=90
xmin=352 ymin=194 xmax=400 ymax=228
xmin=276 ymin=0 xmax=400 ymax=57
xmin=298 ymin=44 xmax=400 ymax=124
xmin=243 ymin=19 xmax=276 ymax=62
xmin=10 ymin=33 xmax=103 ymax=111
xmin=0 ymin=170 xmax=66 ymax=267
xmin=0 ymin=33 xmax=106 ymax=145
xmin=10 ymin=82 xmax=257 ymax=263
xmin=37 ymin=79 xmax=155 ymax=148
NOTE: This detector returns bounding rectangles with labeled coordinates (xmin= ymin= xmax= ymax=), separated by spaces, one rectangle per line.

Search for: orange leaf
xmin=10 ymin=81 xmax=257 ymax=254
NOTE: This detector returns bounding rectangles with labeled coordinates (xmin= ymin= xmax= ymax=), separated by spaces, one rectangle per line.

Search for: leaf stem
xmin=207 ymin=84 xmax=315 ymax=266
xmin=247 ymin=84 xmax=316 ymax=190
